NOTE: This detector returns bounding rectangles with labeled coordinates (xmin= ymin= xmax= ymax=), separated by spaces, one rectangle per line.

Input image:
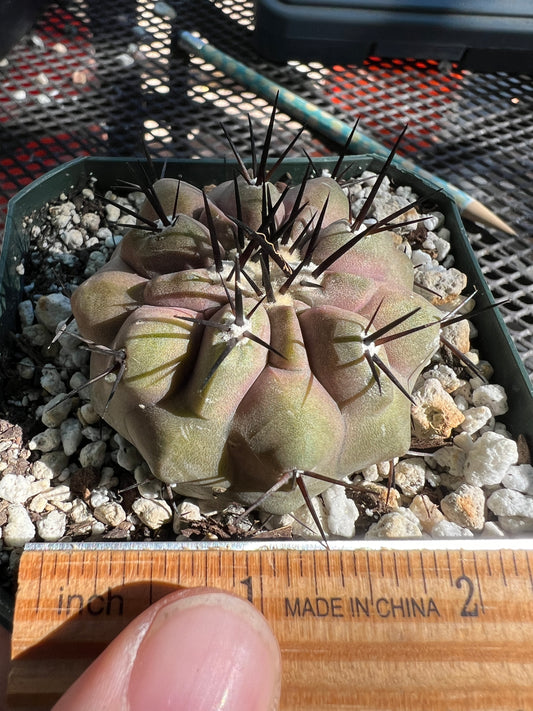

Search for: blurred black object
xmin=254 ymin=0 xmax=533 ymax=72
xmin=0 ymin=0 xmax=51 ymax=58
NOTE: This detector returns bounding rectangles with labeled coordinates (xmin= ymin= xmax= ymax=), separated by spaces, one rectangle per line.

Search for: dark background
xmin=0 ymin=0 xmax=531 ymax=376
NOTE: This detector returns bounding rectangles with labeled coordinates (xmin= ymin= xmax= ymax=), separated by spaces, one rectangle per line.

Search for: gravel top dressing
xmin=0 ymin=151 xmax=531 ymax=602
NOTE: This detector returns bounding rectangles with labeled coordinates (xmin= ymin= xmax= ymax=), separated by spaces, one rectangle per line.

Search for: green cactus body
xmin=71 ymin=165 xmax=442 ymax=515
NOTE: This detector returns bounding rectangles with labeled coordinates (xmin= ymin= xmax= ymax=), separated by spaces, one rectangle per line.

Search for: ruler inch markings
xmin=419 ymin=551 xmax=428 ymax=595
xmin=10 ymin=543 xmax=533 ymax=711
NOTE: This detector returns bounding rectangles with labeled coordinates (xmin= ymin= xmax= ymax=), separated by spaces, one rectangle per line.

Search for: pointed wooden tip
xmin=461 ymin=199 xmax=516 ymax=235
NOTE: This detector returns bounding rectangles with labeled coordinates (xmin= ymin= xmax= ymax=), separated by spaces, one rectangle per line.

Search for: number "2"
xmin=455 ymin=575 xmax=479 ymax=617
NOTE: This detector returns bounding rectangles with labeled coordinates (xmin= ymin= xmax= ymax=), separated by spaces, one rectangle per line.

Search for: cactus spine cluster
xmin=70 ymin=115 xmax=443 ymax=515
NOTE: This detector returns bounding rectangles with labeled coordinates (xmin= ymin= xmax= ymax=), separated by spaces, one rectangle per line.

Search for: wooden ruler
xmin=8 ymin=540 xmax=533 ymax=710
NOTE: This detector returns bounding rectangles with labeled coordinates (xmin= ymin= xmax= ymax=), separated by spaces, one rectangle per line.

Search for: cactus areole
xmin=70 ymin=126 xmax=443 ymax=516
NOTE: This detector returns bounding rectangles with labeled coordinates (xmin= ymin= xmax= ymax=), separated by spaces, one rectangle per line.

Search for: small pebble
xmin=322 ymin=484 xmax=359 ymax=538
xmin=32 ymin=451 xmax=69 ymax=479
xmin=94 ymin=502 xmax=126 ymax=527
xmin=0 ymin=473 xmax=32 ymax=504
xmin=18 ymin=300 xmax=34 ymax=328
xmin=29 ymin=428 xmax=61 ymax=453
xmin=412 ymin=378 xmax=465 ymax=440
xmin=41 ymin=394 xmax=73 ymax=427
xmin=430 ymin=520 xmax=474 ymax=538
xmin=79 ymin=440 xmax=107 ymax=469
xmin=471 ymin=384 xmax=508 ymax=417
xmin=81 ymin=212 xmax=101 ymax=233
xmin=3 ymin=505 xmax=36 ymax=547
xmin=365 ymin=510 xmax=422 ymax=539
xmin=502 ymin=464 xmax=533 ymax=495
xmin=459 ymin=406 xmax=492 ymax=435
xmin=409 ymin=494 xmax=445 ymax=533
xmin=463 ymin=431 xmax=518 ymax=487
xmin=394 ymin=458 xmax=426 ymax=496
xmin=440 ymin=483 xmax=485 ymax=531
xmin=36 ymin=510 xmax=67 ymax=542
xmin=132 ymin=498 xmax=172 ymax=529
xmin=60 ymin=418 xmax=83 ymax=457
xmin=17 ymin=357 xmax=36 ymax=380
xmin=40 ymin=366 xmax=67 ymax=396
xmin=64 ymin=228 xmax=84 ymax=249
xmin=35 ymin=293 xmax=72 ymax=333
xmin=487 ymin=489 xmax=533 ymax=519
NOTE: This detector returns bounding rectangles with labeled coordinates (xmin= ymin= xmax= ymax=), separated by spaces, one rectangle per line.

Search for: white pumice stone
xmin=41 ymin=394 xmax=73 ymax=427
xmin=440 ymin=484 xmax=485 ymax=531
xmin=64 ymin=228 xmax=84 ymax=249
xmin=134 ymin=463 xmax=163 ymax=499
xmin=411 ymin=249 xmax=433 ymax=268
xmin=27 ymin=493 xmax=49 ymax=514
xmin=104 ymin=203 xmax=121 ymax=222
xmin=409 ymin=494 xmax=445 ymax=533
xmin=322 ymin=484 xmax=358 ymax=538
xmin=280 ymin=497 xmax=329 ymax=539
xmin=414 ymin=267 xmax=467 ymax=304
xmin=84 ymin=250 xmax=107 ymax=276
xmin=116 ymin=441 xmax=143 ymax=471
xmin=29 ymin=428 xmax=62 ymax=453
xmin=502 ymin=464 xmax=533 ymax=495
xmin=104 ymin=232 xmax=122 ymax=248
xmin=173 ymin=500 xmax=203 ymax=533
xmin=427 ymin=445 xmax=466 ymax=479
xmin=412 ymin=378 xmax=465 ymax=439
xmin=422 ymin=364 xmax=464 ymax=393
xmin=40 ymin=365 xmax=67 ymax=395
xmin=3 ymin=505 xmax=36 ymax=547
xmin=36 ymin=510 xmax=67 ymax=542
xmin=361 ymin=464 xmax=380 ymax=482
xmin=463 ymin=431 xmax=518 ymax=487
xmin=453 ymin=432 xmax=475 ymax=452
xmin=22 ymin=323 xmax=52 ymax=348
xmin=480 ymin=521 xmax=506 ymax=538
xmin=430 ymin=520 xmax=474 ymax=538
xmin=17 ymin=357 xmax=36 ymax=380
xmin=60 ymin=418 xmax=83 ymax=457
xmin=0 ymin=473 xmax=32 ymax=504
xmin=45 ymin=485 xmax=72 ymax=502
xmin=32 ymin=451 xmax=69 ymax=479
xmin=132 ymin=498 xmax=172 ymax=529
xmin=34 ymin=293 xmax=72 ymax=333
xmin=79 ymin=440 xmax=107 ymax=469
xmin=459 ymin=405 xmax=493 ymax=435
xmin=70 ymin=499 xmax=94 ymax=524
xmin=18 ymin=299 xmax=35 ymax=327
xmin=78 ymin=402 xmax=100 ymax=426
xmin=81 ymin=212 xmax=101 ymax=232
xmin=394 ymin=458 xmax=426 ymax=496
xmin=90 ymin=488 xmax=110 ymax=508
xmin=91 ymin=521 xmax=106 ymax=536
xmin=471 ymin=383 xmax=509 ymax=416
xmin=81 ymin=426 xmax=103 ymax=442
xmin=94 ymin=502 xmax=126 ymax=527
xmin=497 ymin=516 xmax=533 ymax=534
xmin=99 ymin=467 xmax=118 ymax=489
xmin=487 ymin=489 xmax=533 ymax=519
xmin=365 ymin=510 xmax=422 ymax=539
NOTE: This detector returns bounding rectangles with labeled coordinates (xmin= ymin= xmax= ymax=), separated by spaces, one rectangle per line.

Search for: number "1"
xmin=240 ymin=576 xmax=253 ymax=603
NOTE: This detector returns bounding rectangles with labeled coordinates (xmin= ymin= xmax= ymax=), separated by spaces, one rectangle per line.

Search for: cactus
xmin=70 ymin=118 xmax=444 ymax=516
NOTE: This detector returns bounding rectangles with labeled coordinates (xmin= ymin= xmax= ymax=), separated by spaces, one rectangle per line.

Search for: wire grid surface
xmin=0 ymin=0 xmax=531 ymax=375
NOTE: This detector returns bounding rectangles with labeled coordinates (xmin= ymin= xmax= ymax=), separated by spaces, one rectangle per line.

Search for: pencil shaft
xmin=178 ymin=31 xmax=512 ymax=232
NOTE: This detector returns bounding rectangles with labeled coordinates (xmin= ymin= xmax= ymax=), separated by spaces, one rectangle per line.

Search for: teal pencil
xmin=178 ymin=31 xmax=515 ymax=235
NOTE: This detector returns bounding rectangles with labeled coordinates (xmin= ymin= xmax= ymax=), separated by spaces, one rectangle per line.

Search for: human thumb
xmin=52 ymin=587 xmax=281 ymax=711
